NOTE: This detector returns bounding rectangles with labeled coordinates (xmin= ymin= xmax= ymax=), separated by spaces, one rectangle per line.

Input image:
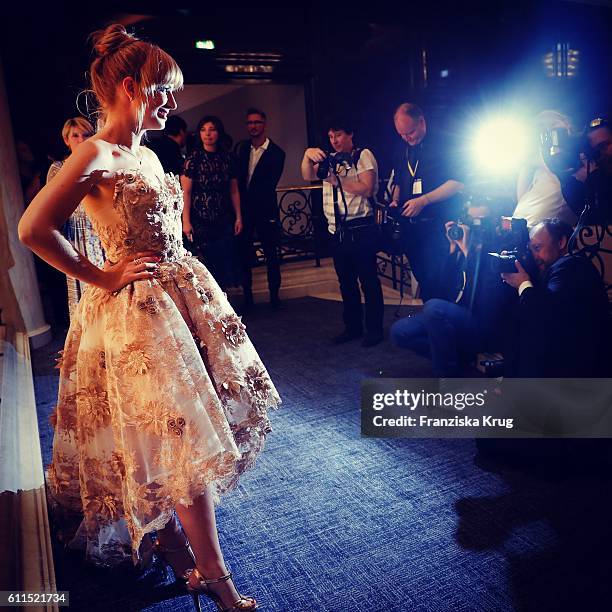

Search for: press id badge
xmin=412 ymin=178 xmax=423 ymax=195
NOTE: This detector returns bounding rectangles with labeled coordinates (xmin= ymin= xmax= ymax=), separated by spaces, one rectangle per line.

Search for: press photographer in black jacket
xmin=501 ymin=218 xmax=610 ymax=377
xmin=549 ymin=118 xmax=612 ymax=226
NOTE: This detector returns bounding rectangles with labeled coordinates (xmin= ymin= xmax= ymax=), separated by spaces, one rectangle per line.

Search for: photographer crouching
xmin=301 ymin=119 xmax=384 ymax=347
xmin=390 ymin=205 xmax=516 ymax=377
xmin=501 ymin=217 xmax=610 ymax=377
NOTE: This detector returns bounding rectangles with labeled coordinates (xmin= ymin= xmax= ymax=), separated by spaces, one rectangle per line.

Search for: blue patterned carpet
xmin=32 ymin=297 xmax=612 ymax=612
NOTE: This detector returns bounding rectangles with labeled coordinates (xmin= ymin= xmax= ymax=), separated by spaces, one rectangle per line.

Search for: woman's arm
xmin=230 ymin=178 xmax=243 ymax=235
xmin=181 ymin=174 xmax=194 ymax=241
xmin=46 ymin=161 xmax=62 ymax=184
xmin=19 ymin=140 xmax=159 ymax=291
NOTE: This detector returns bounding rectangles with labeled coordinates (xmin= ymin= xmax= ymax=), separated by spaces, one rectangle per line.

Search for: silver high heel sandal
xmin=153 ymin=537 xmax=257 ymax=611
xmin=185 ymin=568 xmax=258 ymax=612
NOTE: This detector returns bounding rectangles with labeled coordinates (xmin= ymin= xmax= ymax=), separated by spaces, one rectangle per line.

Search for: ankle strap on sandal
xmin=188 ymin=568 xmax=233 ymax=585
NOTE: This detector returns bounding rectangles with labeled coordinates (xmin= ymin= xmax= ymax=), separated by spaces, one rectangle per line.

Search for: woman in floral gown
xmin=19 ymin=24 xmax=279 ymax=611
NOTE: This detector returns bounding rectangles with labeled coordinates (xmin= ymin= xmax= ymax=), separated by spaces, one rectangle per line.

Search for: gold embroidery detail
xmin=125 ymin=401 xmax=171 ymax=437
xmin=118 ymin=343 xmax=152 ymax=375
xmin=167 ymin=416 xmax=186 ymax=437
xmin=220 ymin=314 xmax=246 ymax=347
xmin=137 ymin=295 xmax=159 ymax=315
xmin=244 ymin=365 xmax=272 ymax=406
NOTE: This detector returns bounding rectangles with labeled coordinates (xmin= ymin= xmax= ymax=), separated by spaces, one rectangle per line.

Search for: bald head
xmin=394 ymin=103 xmax=426 ymax=146
xmin=394 ymin=103 xmax=425 ymax=121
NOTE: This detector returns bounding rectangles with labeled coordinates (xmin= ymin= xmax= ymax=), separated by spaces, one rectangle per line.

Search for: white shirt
xmin=247 ymin=138 xmax=270 ymax=186
xmin=513 ymin=163 xmax=577 ymax=228
xmin=322 ymin=148 xmax=378 ymax=234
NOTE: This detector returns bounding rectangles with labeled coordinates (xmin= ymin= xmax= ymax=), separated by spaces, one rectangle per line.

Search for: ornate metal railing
xmin=376 ymin=251 xmax=412 ymax=297
xmin=276 ymin=185 xmax=323 ymax=266
xmin=251 ymin=182 xmax=413 ymax=297
xmin=250 ymin=185 xmax=322 ymax=266
xmin=569 ymin=223 xmax=612 ymax=302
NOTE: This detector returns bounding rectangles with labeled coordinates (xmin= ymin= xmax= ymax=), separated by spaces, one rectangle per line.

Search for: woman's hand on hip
xmin=100 ymin=251 xmax=161 ymax=292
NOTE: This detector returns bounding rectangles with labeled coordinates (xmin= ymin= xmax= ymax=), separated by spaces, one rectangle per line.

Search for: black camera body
xmin=488 ymin=250 xmax=528 ymax=274
xmin=487 ymin=217 xmax=538 ymax=276
xmin=540 ymin=126 xmax=591 ymax=176
xmin=316 ymin=151 xmax=355 ymax=180
xmin=382 ymin=204 xmax=403 ymax=240
xmin=446 ymin=222 xmax=465 ymax=241
xmin=446 ymin=215 xmax=497 ymax=246
xmin=446 ymin=213 xmax=536 ymax=276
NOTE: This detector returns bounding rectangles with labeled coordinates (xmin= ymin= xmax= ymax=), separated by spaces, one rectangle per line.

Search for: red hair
xmin=89 ymin=24 xmax=183 ymax=125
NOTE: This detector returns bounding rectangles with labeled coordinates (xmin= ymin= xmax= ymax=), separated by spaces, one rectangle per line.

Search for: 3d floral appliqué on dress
xmin=47 ymin=169 xmax=280 ymax=567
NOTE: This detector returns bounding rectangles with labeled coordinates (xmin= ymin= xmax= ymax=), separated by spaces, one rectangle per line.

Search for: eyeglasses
xmin=246 ymin=120 xmax=265 ymax=125
xmin=589 ymin=117 xmax=607 ymax=129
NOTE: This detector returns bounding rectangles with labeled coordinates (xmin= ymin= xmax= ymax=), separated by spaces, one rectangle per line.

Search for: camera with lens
xmin=446 ymin=207 xmax=536 ymax=275
xmin=445 ymin=214 xmax=496 ymax=247
xmin=373 ymin=201 xmax=403 ymax=251
xmin=540 ymin=126 xmax=589 ymax=176
xmin=446 ymin=222 xmax=465 ymax=242
xmin=316 ymin=151 xmax=355 ymax=180
xmin=487 ymin=217 xmax=537 ymax=275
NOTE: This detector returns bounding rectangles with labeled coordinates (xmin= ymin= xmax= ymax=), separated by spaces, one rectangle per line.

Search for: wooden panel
xmin=0 ymin=331 xmax=57 ymax=610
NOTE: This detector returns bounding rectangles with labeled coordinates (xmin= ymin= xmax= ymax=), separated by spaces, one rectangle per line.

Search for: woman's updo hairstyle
xmin=88 ymin=24 xmax=183 ymax=124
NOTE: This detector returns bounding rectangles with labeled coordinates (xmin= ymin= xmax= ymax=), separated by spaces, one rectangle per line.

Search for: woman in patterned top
xmin=47 ymin=117 xmax=105 ymax=318
xmin=181 ymin=116 xmax=243 ymax=289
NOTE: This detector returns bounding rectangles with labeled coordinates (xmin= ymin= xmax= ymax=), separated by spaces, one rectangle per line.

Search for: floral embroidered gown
xmin=48 ymin=169 xmax=280 ymax=567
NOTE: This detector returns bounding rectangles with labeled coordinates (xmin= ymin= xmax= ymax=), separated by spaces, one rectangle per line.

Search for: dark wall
xmin=2 ymin=2 xmax=611 ymax=182
xmin=306 ymin=1 xmax=612 ymax=179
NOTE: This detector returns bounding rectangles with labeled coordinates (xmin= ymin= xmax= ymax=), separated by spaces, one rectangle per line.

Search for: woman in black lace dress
xmin=181 ymin=116 xmax=243 ymax=288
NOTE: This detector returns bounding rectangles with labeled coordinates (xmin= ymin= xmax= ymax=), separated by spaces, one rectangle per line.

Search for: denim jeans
xmin=390 ymin=299 xmax=482 ymax=377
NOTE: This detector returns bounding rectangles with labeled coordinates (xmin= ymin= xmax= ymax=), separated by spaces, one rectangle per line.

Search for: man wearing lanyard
xmin=391 ymin=103 xmax=465 ymax=301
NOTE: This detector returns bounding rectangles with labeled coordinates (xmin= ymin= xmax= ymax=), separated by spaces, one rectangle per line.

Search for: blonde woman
xmin=513 ymin=110 xmax=578 ymax=228
xmin=19 ymin=24 xmax=279 ymax=611
xmin=47 ymin=117 xmax=105 ymax=317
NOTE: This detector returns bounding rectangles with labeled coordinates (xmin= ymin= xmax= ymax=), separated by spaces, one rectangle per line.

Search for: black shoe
xmin=270 ymin=296 xmax=283 ymax=310
xmin=332 ymin=330 xmax=363 ymax=344
xmin=361 ymin=332 xmax=384 ymax=347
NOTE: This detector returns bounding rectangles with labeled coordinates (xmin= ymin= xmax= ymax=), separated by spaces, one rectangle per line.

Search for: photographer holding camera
xmin=390 ymin=206 xmax=515 ymax=377
xmin=513 ymin=110 xmax=578 ymax=228
xmin=544 ymin=117 xmax=612 ymax=226
xmin=501 ymin=218 xmax=609 ymax=377
xmin=390 ymin=103 xmax=465 ymax=301
xmin=301 ymin=119 xmax=384 ymax=347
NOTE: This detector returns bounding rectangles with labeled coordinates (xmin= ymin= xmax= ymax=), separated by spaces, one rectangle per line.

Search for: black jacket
xmin=235 ymin=139 xmax=285 ymax=222
xmin=515 ymin=255 xmax=610 ymax=377
xmin=148 ymin=136 xmax=184 ymax=177
xmin=560 ymin=169 xmax=612 ymax=225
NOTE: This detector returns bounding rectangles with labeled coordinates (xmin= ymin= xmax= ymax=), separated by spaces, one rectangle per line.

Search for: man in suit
xmin=235 ymin=108 xmax=286 ymax=309
xmin=501 ymin=218 xmax=610 ymax=377
xmin=148 ymin=115 xmax=187 ymax=176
